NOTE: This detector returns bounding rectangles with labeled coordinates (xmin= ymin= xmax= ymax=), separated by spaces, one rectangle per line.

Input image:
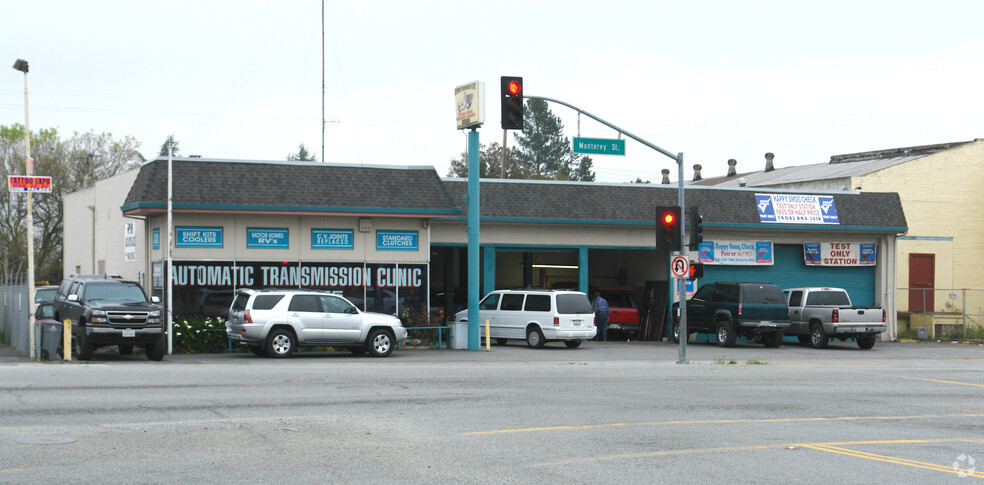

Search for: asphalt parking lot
xmin=2 ymin=339 xmax=983 ymax=483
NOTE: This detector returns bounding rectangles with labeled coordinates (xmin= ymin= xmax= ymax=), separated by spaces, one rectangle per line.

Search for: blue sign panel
xmin=312 ymin=229 xmax=354 ymax=249
xmin=377 ymin=230 xmax=418 ymax=251
xmin=152 ymin=227 xmax=160 ymax=250
xmin=755 ymin=193 xmax=840 ymax=224
xmin=175 ymin=226 xmax=223 ymax=248
xmin=247 ymin=227 xmax=289 ymax=249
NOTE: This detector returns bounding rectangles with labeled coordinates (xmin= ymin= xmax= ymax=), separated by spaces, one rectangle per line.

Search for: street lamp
xmin=12 ymin=58 xmax=36 ymax=360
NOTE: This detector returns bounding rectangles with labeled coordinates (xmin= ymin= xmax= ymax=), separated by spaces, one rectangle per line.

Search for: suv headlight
xmin=147 ymin=310 xmax=162 ymax=324
xmin=90 ymin=310 xmax=108 ymax=323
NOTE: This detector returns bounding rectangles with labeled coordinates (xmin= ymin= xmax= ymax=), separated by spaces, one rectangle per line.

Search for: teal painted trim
xmin=898 ymin=236 xmax=953 ymax=241
xmin=121 ymin=201 xmax=459 ymax=216
xmin=579 ymin=247 xmax=589 ymax=295
xmin=483 ymin=246 xmax=496 ymax=296
xmin=490 ymin=244 xmax=657 ymax=251
xmin=708 ymin=222 xmax=908 ymax=232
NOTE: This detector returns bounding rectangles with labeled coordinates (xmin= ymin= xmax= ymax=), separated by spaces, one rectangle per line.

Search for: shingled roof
xmin=121 ymin=158 xmax=906 ymax=233
xmin=442 ymin=179 xmax=907 ymax=232
xmin=122 ymin=158 xmax=458 ymax=218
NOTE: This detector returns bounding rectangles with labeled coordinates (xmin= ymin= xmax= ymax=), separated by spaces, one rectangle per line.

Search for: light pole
xmin=13 ymin=58 xmax=36 ymax=360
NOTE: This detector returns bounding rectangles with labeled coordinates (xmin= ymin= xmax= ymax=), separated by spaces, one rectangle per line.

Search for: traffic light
xmin=689 ymin=262 xmax=704 ymax=279
xmin=688 ymin=205 xmax=704 ymax=251
xmin=500 ymin=76 xmax=523 ymax=130
xmin=655 ymin=206 xmax=682 ymax=251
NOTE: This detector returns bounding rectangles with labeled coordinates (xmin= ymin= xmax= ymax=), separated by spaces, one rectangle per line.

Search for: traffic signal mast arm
xmin=525 ymin=95 xmax=678 ymax=162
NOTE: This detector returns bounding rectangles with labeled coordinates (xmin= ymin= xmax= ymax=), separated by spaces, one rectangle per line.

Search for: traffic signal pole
xmin=526 ymin=95 xmax=689 ymax=363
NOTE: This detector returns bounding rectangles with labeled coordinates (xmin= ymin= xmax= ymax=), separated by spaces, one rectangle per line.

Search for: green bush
xmin=172 ymin=316 xmax=230 ymax=354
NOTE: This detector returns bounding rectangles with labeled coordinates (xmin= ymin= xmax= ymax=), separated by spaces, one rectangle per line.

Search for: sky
xmin=3 ymin=0 xmax=983 ymax=183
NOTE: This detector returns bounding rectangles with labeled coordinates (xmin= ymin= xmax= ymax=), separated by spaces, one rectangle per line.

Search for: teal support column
xmin=466 ymin=128 xmax=481 ymax=351
xmin=579 ymin=247 xmax=589 ymax=294
xmin=483 ymin=246 xmax=496 ymax=296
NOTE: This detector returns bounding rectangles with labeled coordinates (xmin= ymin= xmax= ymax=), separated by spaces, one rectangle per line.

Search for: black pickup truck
xmin=52 ymin=275 xmax=165 ymax=361
xmin=672 ymin=281 xmax=790 ymax=347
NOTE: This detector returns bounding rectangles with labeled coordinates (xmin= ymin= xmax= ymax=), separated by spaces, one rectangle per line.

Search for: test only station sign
xmin=573 ymin=137 xmax=625 ymax=156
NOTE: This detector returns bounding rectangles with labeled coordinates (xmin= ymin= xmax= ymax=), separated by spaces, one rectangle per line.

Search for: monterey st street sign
xmin=573 ymin=137 xmax=625 ymax=156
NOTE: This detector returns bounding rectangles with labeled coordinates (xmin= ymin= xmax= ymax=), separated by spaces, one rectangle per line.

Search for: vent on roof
xmin=765 ymin=152 xmax=775 ymax=172
xmin=727 ymin=159 xmax=737 ymax=177
xmin=661 ymin=169 xmax=671 ymax=185
xmin=692 ymin=164 xmax=702 ymax=181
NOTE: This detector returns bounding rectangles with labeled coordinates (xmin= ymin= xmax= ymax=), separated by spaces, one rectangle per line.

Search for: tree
xmin=512 ymin=98 xmax=595 ymax=181
xmin=288 ymin=143 xmax=317 ymax=161
xmin=446 ymin=142 xmax=522 ymax=178
xmin=159 ymin=135 xmax=180 ymax=157
xmin=0 ymin=125 xmax=143 ymax=283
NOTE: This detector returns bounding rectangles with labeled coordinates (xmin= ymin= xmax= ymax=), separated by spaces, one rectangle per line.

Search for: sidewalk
xmin=0 ymin=344 xmax=28 ymax=362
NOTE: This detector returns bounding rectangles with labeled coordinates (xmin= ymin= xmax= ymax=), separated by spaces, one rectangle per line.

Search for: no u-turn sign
xmin=670 ymin=255 xmax=689 ymax=278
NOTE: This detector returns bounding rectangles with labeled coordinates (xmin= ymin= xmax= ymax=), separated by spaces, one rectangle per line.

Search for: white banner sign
xmin=803 ymin=242 xmax=877 ymax=266
xmin=124 ymin=222 xmax=136 ymax=262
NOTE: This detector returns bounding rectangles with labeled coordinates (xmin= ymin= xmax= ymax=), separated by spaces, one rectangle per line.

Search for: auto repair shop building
xmin=63 ymin=157 xmax=907 ymax=340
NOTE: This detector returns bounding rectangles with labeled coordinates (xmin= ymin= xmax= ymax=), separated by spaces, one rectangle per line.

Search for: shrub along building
xmin=62 ymin=157 xmax=907 ymax=341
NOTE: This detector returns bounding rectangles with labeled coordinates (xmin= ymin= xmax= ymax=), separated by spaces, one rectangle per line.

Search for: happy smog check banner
xmin=804 ymin=242 xmax=877 ymax=266
xmin=755 ymin=193 xmax=839 ymax=224
xmin=697 ymin=240 xmax=774 ymax=265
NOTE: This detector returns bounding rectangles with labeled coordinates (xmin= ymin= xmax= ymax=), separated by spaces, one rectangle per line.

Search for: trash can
xmin=37 ymin=320 xmax=63 ymax=361
xmin=915 ymin=327 xmax=928 ymax=341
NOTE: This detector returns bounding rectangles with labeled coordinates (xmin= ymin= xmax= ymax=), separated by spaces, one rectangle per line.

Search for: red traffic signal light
xmin=655 ymin=206 xmax=682 ymax=252
xmin=508 ymin=80 xmax=521 ymax=96
xmin=500 ymin=76 xmax=524 ymax=130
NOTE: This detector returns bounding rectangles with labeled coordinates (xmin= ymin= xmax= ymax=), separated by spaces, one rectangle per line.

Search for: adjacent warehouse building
xmin=63 ymin=157 xmax=907 ymax=340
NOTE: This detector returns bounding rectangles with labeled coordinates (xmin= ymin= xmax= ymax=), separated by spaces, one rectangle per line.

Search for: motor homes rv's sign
xmin=803 ymin=242 xmax=877 ymax=266
xmin=755 ymin=194 xmax=839 ymax=224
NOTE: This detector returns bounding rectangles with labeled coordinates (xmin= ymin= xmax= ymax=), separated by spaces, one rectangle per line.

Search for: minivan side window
xmin=524 ymin=294 xmax=551 ymax=312
xmin=252 ymin=294 xmax=285 ymax=310
xmin=500 ymin=293 xmax=525 ymax=311
xmin=479 ymin=294 xmax=500 ymax=311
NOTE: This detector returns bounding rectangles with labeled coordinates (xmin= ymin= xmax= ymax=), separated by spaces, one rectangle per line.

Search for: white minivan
xmin=454 ymin=289 xmax=597 ymax=348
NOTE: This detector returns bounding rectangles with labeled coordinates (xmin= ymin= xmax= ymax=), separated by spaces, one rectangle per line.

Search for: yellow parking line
xmin=462 ymin=413 xmax=984 ymax=436
xmin=799 ymin=441 xmax=984 ymax=479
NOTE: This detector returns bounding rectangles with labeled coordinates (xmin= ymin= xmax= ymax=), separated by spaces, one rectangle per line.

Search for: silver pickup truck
xmin=783 ymin=287 xmax=886 ymax=349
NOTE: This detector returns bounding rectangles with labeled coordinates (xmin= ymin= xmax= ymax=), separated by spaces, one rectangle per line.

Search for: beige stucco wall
xmin=62 ymin=169 xmax=144 ymax=282
xmin=851 ymin=140 xmax=984 ymax=311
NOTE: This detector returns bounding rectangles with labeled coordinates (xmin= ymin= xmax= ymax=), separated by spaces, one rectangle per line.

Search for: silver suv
xmin=226 ymin=289 xmax=408 ymax=358
xmin=454 ymin=289 xmax=596 ymax=348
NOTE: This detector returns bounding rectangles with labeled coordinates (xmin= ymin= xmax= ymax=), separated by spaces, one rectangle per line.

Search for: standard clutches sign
xmin=804 ymin=242 xmax=877 ymax=266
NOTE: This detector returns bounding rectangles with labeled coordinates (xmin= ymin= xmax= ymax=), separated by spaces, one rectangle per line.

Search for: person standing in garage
xmin=592 ymin=292 xmax=609 ymax=341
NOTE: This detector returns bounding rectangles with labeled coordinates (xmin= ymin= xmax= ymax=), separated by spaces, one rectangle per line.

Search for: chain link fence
xmin=0 ymin=276 xmax=29 ymax=355
xmin=896 ymin=287 xmax=984 ymax=341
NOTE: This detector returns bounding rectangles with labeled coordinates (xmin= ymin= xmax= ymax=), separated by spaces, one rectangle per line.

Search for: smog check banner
xmin=697 ymin=240 xmax=774 ymax=266
xmin=803 ymin=242 xmax=877 ymax=266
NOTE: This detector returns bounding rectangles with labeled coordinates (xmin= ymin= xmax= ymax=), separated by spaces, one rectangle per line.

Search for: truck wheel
xmin=672 ymin=322 xmax=681 ymax=343
xmin=716 ymin=321 xmax=736 ymax=347
xmin=76 ymin=327 xmax=95 ymax=360
xmin=367 ymin=328 xmax=394 ymax=357
xmin=810 ymin=323 xmax=829 ymax=349
xmin=145 ymin=335 xmax=166 ymax=361
xmin=762 ymin=332 xmax=782 ymax=348
xmin=857 ymin=335 xmax=876 ymax=350
xmin=266 ymin=329 xmax=296 ymax=358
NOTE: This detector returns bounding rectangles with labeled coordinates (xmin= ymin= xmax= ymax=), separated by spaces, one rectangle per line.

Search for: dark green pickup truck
xmin=672 ymin=281 xmax=790 ymax=347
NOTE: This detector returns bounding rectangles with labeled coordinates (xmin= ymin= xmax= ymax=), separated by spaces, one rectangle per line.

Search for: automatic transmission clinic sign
xmin=755 ymin=194 xmax=839 ymax=224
